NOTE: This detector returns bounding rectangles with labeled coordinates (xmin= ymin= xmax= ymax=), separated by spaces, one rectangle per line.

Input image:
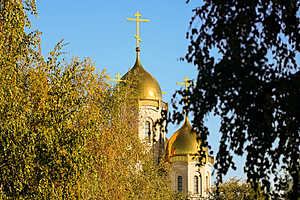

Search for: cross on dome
xmin=176 ymin=77 xmax=195 ymax=91
xmin=109 ymin=73 xmax=125 ymax=82
xmin=176 ymin=77 xmax=196 ymax=117
xmin=126 ymin=11 xmax=149 ymax=50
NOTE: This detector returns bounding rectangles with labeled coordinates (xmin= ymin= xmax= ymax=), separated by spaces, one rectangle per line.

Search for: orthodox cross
xmin=109 ymin=73 xmax=125 ymax=82
xmin=126 ymin=11 xmax=149 ymax=49
xmin=176 ymin=77 xmax=195 ymax=93
xmin=176 ymin=77 xmax=196 ymax=116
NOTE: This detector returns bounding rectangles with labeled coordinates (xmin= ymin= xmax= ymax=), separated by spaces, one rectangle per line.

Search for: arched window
xmin=199 ymin=174 xmax=202 ymax=195
xmin=159 ymin=132 xmax=162 ymax=144
xmin=177 ymin=176 xmax=183 ymax=192
xmin=145 ymin=121 xmax=151 ymax=140
xmin=194 ymin=176 xmax=199 ymax=194
xmin=206 ymin=174 xmax=209 ymax=192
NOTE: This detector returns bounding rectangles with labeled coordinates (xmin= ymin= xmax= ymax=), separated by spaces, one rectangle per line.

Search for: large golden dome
xmin=123 ymin=52 xmax=162 ymax=102
xmin=167 ymin=117 xmax=199 ymax=156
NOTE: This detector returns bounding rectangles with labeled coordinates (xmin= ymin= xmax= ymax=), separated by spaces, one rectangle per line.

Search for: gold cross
xmin=126 ymin=11 xmax=149 ymax=49
xmin=176 ymin=77 xmax=195 ymax=92
xmin=109 ymin=73 xmax=125 ymax=82
xmin=176 ymin=77 xmax=196 ymax=117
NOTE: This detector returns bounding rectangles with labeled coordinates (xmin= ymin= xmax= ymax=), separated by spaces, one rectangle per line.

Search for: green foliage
xmin=0 ymin=0 xmax=181 ymax=199
xmin=0 ymin=36 xmax=97 ymax=198
xmin=80 ymin=69 xmax=182 ymax=200
xmin=206 ymin=178 xmax=266 ymax=200
xmin=178 ymin=0 xmax=300 ymax=198
xmin=279 ymin=162 xmax=300 ymax=200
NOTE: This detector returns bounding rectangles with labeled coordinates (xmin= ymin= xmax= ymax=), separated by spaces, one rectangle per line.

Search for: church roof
xmin=167 ymin=116 xmax=214 ymax=164
xmin=122 ymin=50 xmax=162 ymax=102
xmin=167 ymin=117 xmax=199 ymax=156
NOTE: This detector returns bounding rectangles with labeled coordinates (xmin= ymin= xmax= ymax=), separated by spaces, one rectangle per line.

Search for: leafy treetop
xmin=177 ymin=0 xmax=300 ymax=198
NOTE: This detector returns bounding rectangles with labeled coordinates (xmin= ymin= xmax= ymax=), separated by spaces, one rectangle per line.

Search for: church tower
xmin=122 ymin=11 xmax=168 ymax=160
xmin=121 ymin=11 xmax=213 ymax=199
xmin=123 ymin=47 xmax=168 ymax=159
xmin=166 ymin=116 xmax=214 ymax=199
xmin=166 ymin=78 xmax=214 ymax=199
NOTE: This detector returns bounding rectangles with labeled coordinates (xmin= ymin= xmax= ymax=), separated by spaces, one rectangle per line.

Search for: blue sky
xmin=31 ymin=0 xmax=246 ymax=182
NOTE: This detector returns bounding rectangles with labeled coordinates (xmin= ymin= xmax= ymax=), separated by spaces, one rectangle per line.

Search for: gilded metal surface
xmin=123 ymin=53 xmax=162 ymax=101
xmin=126 ymin=11 xmax=149 ymax=48
xmin=167 ymin=117 xmax=214 ymax=164
xmin=176 ymin=77 xmax=196 ymax=119
xmin=109 ymin=72 xmax=125 ymax=82
xmin=176 ymin=76 xmax=196 ymax=92
xmin=167 ymin=117 xmax=199 ymax=156
xmin=125 ymin=11 xmax=162 ymax=102
xmin=139 ymin=100 xmax=159 ymax=108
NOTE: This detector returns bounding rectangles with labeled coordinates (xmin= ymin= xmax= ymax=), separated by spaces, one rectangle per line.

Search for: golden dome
xmin=122 ymin=52 xmax=162 ymax=102
xmin=167 ymin=117 xmax=199 ymax=156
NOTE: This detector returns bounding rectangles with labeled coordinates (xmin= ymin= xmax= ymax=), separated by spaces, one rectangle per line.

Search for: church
xmin=114 ymin=11 xmax=214 ymax=200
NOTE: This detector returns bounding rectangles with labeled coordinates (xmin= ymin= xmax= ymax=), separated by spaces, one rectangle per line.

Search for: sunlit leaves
xmin=184 ymin=0 xmax=300 ymax=198
xmin=0 ymin=1 xmax=181 ymax=199
xmin=206 ymin=178 xmax=266 ymax=200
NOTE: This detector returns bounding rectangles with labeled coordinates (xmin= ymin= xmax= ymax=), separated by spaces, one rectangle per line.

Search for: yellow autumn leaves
xmin=0 ymin=1 xmax=184 ymax=199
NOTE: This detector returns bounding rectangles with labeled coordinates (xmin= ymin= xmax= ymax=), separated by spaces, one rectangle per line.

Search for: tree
xmin=206 ymin=178 xmax=266 ymax=200
xmin=178 ymin=0 xmax=299 ymax=198
xmin=0 ymin=20 xmax=98 ymax=198
xmin=279 ymin=161 xmax=300 ymax=200
xmin=81 ymin=75 xmax=183 ymax=200
xmin=0 ymin=1 xmax=182 ymax=199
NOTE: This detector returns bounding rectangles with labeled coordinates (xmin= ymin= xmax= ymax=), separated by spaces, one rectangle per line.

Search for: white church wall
xmin=170 ymin=161 xmax=188 ymax=193
xmin=138 ymin=104 xmax=165 ymax=144
xmin=170 ymin=159 xmax=212 ymax=199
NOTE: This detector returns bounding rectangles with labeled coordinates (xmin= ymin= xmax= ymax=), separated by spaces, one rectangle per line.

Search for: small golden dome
xmin=123 ymin=52 xmax=162 ymax=102
xmin=167 ymin=117 xmax=199 ymax=156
